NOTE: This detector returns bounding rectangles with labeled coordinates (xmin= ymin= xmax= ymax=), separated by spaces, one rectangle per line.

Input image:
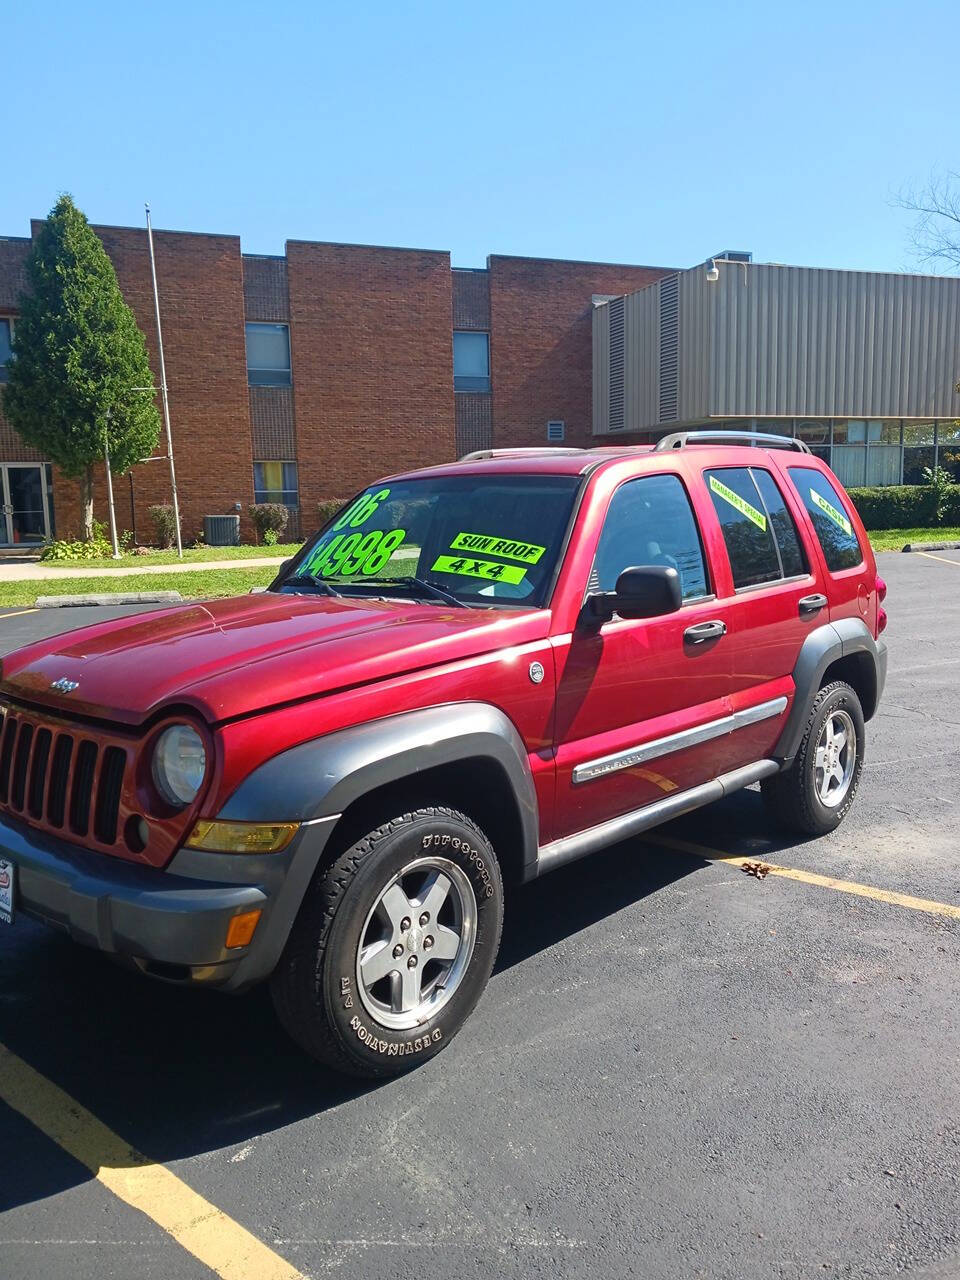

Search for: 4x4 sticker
xmin=709 ymin=475 xmax=767 ymax=531
xmin=431 ymin=554 xmax=527 ymax=585
xmin=810 ymin=488 xmax=852 ymax=536
xmin=449 ymin=532 xmax=546 ymax=564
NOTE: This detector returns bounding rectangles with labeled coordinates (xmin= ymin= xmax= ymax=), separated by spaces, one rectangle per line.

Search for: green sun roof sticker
xmin=449 ymin=532 xmax=546 ymax=564
xmin=709 ymin=475 xmax=767 ymax=531
xmin=810 ymin=488 xmax=852 ymax=536
xmin=431 ymin=554 xmax=527 ymax=584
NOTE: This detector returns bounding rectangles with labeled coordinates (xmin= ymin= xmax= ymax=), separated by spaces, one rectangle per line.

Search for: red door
xmin=552 ymin=470 xmax=741 ymax=840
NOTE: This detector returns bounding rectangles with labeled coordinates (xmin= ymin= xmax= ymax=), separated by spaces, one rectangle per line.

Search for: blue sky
xmin=4 ymin=0 xmax=957 ymax=272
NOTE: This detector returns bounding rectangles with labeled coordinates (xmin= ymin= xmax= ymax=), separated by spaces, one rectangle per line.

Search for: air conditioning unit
xmin=546 ymin=420 xmax=565 ymax=442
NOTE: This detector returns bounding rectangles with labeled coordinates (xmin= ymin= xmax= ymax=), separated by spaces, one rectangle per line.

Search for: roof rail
xmin=654 ymin=430 xmax=812 ymax=454
xmin=458 ymin=447 xmax=584 ymax=461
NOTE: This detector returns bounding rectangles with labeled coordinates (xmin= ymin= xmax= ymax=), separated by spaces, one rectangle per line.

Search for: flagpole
xmin=145 ymin=203 xmax=183 ymax=558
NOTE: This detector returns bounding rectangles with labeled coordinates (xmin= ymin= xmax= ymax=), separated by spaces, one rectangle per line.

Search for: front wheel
xmin=271 ymin=806 xmax=504 ymax=1077
xmin=762 ymin=680 xmax=865 ymax=836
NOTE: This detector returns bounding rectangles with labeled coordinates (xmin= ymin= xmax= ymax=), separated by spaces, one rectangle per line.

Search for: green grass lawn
xmin=37 ymin=542 xmax=303 ymax=570
xmin=0 ymin=566 xmax=279 ymax=609
xmin=869 ymin=527 xmax=960 ymax=551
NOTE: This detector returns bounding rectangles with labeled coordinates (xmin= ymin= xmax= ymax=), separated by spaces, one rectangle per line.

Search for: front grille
xmin=0 ymin=708 xmax=129 ymax=847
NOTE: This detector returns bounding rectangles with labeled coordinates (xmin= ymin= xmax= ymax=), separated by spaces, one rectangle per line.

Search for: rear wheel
xmin=762 ymin=681 xmax=865 ymax=836
xmin=271 ymin=806 xmax=503 ymax=1077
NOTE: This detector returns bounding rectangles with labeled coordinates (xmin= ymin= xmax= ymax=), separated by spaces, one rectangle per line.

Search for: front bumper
xmin=0 ymin=811 xmax=339 ymax=992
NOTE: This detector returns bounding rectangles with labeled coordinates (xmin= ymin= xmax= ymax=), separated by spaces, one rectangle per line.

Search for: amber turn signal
xmin=225 ymin=909 xmax=262 ymax=949
xmin=185 ymin=819 xmax=300 ymax=854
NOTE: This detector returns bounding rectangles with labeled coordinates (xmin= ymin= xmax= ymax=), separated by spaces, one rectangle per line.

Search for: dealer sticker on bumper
xmin=0 ymin=858 xmax=14 ymax=925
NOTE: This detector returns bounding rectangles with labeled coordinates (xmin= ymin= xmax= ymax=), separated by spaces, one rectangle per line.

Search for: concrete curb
xmin=901 ymin=540 xmax=960 ymax=553
xmin=35 ymin=591 xmax=183 ymax=608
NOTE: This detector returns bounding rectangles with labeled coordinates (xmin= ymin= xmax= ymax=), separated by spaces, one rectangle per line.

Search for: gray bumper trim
xmin=0 ymin=812 xmax=340 ymax=992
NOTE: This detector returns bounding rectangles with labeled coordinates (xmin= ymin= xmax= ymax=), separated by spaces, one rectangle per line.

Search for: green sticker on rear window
xmin=810 ymin=488 xmax=852 ymax=536
xmin=431 ymin=554 xmax=527 ymax=584
xmin=709 ymin=475 xmax=767 ymax=531
xmin=449 ymin=532 xmax=546 ymax=564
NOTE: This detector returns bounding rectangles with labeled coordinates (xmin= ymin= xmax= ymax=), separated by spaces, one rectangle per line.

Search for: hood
xmin=0 ymin=592 xmax=549 ymax=726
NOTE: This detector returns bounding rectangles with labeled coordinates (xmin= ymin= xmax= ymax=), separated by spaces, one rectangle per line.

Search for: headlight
xmin=152 ymin=724 xmax=206 ymax=807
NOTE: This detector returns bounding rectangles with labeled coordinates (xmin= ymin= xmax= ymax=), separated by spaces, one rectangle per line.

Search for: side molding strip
xmin=572 ymin=697 xmax=788 ymax=785
xmin=535 ymin=759 xmax=779 ymax=877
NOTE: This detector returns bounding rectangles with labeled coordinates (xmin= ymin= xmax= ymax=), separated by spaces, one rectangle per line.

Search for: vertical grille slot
xmin=69 ymin=740 xmax=98 ymax=836
xmin=0 ymin=715 xmax=18 ymax=804
xmin=28 ymin=728 xmax=52 ymax=819
xmin=94 ymin=747 xmax=126 ymax=845
xmin=47 ymin=734 xmax=74 ymax=828
xmin=11 ymin=723 xmax=34 ymax=811
xmin=659 ymin=273 xmax=680 ymax=423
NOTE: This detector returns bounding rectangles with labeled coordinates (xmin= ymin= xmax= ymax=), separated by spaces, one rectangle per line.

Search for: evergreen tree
xmin=2 ymin=195 xmax=161 ymax=538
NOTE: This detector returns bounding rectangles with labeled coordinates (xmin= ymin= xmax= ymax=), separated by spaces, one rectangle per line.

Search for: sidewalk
xmin=0 ymin=557 xmax=286 ymax=582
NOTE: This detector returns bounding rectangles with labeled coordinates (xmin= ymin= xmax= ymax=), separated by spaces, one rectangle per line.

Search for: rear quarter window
xmin=788 ymin=467 xmax=863 ymax=572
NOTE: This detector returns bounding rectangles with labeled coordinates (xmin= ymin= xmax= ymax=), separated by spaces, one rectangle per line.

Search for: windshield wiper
xmin=285 ymin=572 xmax=342 ymax=597
xmin=372 ymin=576 xmax=468 ymax=607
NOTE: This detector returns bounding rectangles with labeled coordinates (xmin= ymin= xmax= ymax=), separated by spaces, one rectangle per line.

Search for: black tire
xmin=270 ymin=806 xmax=504 ymax=1078
xmin=761 ymin=680 xmax=865 ymax=837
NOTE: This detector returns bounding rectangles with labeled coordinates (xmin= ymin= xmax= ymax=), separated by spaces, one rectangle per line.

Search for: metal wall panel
xmin=709 ymin=263 xmax=960 ymax=419
xmin=592 ymin=302 xmax=610 ymax=434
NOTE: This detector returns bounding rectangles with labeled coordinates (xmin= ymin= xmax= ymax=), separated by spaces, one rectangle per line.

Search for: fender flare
xmin=217 ymin=702 xmax=541 ymax=874
xmin=774 ymin=618 xmax=885 ymax=764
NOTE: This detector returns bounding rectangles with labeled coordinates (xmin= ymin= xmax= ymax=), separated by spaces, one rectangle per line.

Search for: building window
xmin=246 ymin=323 xmax=291 ymax=386
xmin=0 ymin=318 xmax=14 ymax=383
xmin=453 ymin=331 xmax=490 ymax=392
xmin=254 ymin=461 xmax=298 ymax=505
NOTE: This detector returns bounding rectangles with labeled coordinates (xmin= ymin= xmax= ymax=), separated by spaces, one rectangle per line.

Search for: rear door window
xmin=787 ymin=467 xmax=863 ymax=572
xmin=705 ymin=467 xmax=782 ymax=589
xmin=751 ymin=469 xmax=807 ymax=578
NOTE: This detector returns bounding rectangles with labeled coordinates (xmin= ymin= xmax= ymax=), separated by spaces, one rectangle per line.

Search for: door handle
xmin=683 ymin=619 xmax=727 ymax=644
xmin=798 ymin=593 xmax=828 ymax=615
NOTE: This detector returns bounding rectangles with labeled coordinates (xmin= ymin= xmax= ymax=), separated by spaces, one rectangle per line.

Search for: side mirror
xmin=585 ymin=565 xmax=683 ymax=623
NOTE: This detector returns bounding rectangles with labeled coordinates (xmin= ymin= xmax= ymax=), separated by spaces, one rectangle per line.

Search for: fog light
xmin=185 ymin=820 xmax=300 ymax=853
xmin=225 ymin=909 xmax=262 ymax=949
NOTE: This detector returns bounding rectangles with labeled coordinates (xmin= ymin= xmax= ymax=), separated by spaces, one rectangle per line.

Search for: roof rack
xmin=654 ymin=430 xmax=812 ymax=454
xmin=458 ymin=447 xmax=585 ymax=461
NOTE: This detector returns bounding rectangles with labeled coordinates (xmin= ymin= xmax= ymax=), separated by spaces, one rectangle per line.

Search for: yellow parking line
xmin=651 ymin=835 xmax=960 ymax=921
xmin=0 ymin=1042 xmax=305 ymax=1280
xmin=916 ymin=550 xmax=960 ymax=567
xmin=0 ymin=607 xmax=39 ymax=618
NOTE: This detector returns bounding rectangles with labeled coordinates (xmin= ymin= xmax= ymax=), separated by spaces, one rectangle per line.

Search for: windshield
xmin=279 ymin=474 xmax=581 ymax=607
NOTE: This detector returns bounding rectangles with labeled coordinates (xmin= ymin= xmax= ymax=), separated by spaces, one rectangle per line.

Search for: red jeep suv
xmin=0 ymin=432 xmax=887 ymax=1076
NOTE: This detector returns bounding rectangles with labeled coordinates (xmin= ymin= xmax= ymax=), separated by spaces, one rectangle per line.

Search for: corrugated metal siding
xmin=608 ymin=297 xmax=625 ymax=431
xmin=658 ymin=275 xmax=679 ymax=422
xmin=709 ymin=264 xmax=960 ymax=419
xmin=592 ymin=302 xmax=610 ymax=434
xmin=622 ymin=283 xmax=660 ymax=431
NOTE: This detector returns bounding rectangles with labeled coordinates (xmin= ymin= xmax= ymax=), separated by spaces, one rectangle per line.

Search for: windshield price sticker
xmin=431 ymin=555 xmax=527 ymax=585
xmin=305 ymin=527 xmax=406 ymax=577
xmin=810 ymin=488 xmax=852 ymax=536
xmin=331 ymin=488 xmax=391 ymax=531
xmin=449 ymin=532 xmax=546 ymax=565
xmin=709 ymin=475 xmax=767 ymax=532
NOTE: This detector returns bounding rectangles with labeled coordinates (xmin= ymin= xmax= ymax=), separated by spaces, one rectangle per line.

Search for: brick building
xmin=0 ymin=219 xmax=668 ymax=547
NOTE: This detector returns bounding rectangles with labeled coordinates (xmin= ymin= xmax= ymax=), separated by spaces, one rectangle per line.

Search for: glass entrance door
xmin=1 ymin=465 xmax=50 ymax=546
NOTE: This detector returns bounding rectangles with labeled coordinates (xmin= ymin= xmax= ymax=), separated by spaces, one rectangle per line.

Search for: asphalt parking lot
xmin=1 ymin=553 xmax=959 ymax=1280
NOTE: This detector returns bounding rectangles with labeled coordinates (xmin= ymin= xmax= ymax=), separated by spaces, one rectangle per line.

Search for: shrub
xmin=317 ymin=498 xmax=349 ymax=527
xmin=846 ymin=481 xmax=960 ymax=530
xmin=40 ymin=519 xmax=132 ymax=561
xmin=263 ymin=528 xmax=279 ymax=546
xmin=249 ymin=503 xmax=289 ymax=543
xmin=148 ymin=504 xmax=179 ymax=548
